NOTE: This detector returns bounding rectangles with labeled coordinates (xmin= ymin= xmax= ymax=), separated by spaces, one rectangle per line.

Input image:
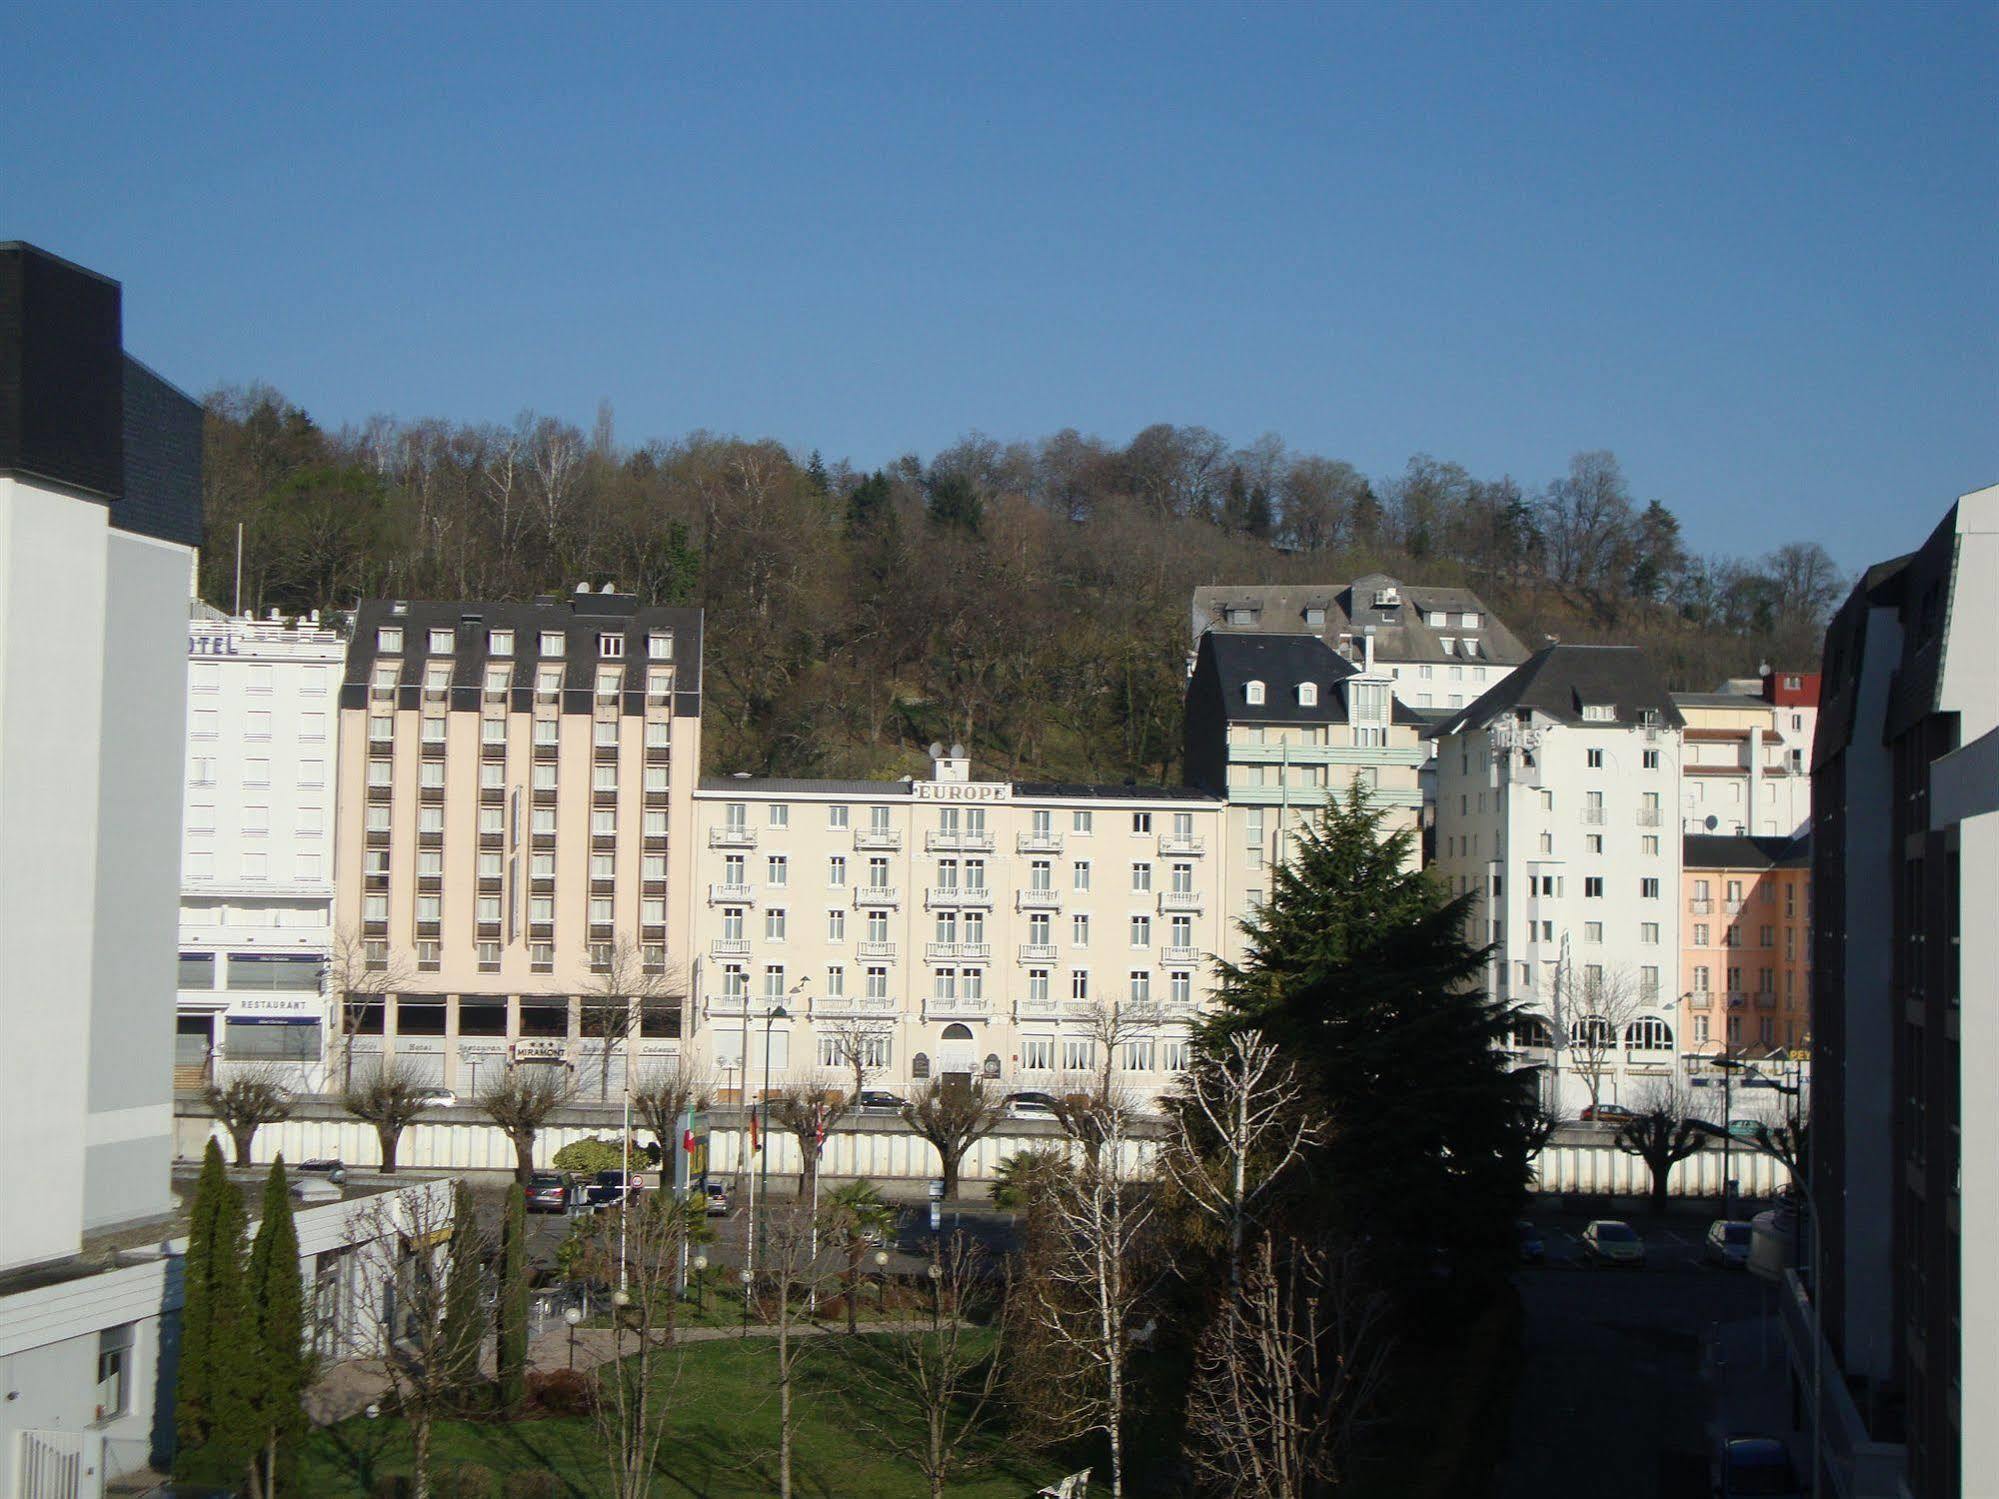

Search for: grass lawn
xmin=303 ymin=1332 xmax=1063 ymax=1498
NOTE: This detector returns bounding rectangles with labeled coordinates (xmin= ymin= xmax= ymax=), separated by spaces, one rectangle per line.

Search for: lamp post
xmin=1713 ymin=1055 xmax=1739 ymax=1216
xmin=563 ymin=1304 xmax=583 ymax=1370
xmin=874 ymin=1248 xmax=889 ymax=1314
xmin=745 ymin=1000 xmax=790 ymax=1322
xmin=926 ymin=1258 xmax=943 ymax=1333
xmin=739 ymin=1267 xmax=753 ymax=1337
xmin=692 ymin=1252 xmax=708 ymax=1316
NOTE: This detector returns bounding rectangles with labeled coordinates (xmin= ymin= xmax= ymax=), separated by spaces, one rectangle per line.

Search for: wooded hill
xmin=199 ymin=388 xmax=1843 ymax=784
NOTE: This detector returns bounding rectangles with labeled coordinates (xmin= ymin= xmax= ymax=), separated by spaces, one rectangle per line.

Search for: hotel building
xmin=331 ymin=589 xmax=703 ymax=1099
xmin=1677 ymin=833 xmax=1810 ymax=1061
xmin=1431 ymin=645 xmax=1687 ymax=1115
xmin=176 ymin=607 xmax=347 ymax=1090
xmin=1674 ymin=669 xmax=1820 ymax=839
xmin=686 ymin=749 xmax=1226 ymax=1100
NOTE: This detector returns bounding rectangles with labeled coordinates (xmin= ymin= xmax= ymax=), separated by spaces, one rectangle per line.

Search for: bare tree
xmin=1163 ymin=1032 xmax=1324 ymax=1285
xmin=1185 ymin=1234 xmax=1393 ymax=1498
xmin=578 ymin=939 xmax=684 ymax=1104
xmin=819 ymin=1012 xmax=895 ymax=1107
xmin=339 ymin=1182 xmax=480 ymax=1499
xmin=341 ymin=1056 xmax=435 ymax=1173
xmin=1018 ymin=1099 xmax=1155 ymax=1499
xmin=844 ymin=1231 xmax=1008 ymax=1499
xmin=768 ymin=1083 xmax=838 ymax=1196
xmin=1556 ymin=963 xmax=1646 ymax=1119
xmin=901 ymin=1078 xmax=1006 ymax=1200
xmin=480 ymin=1065 xmax=576 ymax=1184
xmin=573 ymin=1192 xmax=697 ymax=1499
xmin=1052 ymin=998 xmax=1160 ymax=1168
xmin=326 ymin=927 xmax=414 ymax=1093
xmin=1613 ymin=1083 xmax=1707 ymax=1215
xmin=207 ymin=1067 xmax=294 ymax=1166
xmin=628 ymin=1057 xmax=710 ymax=1188
xmin=756 ymin=1203 xmax=841 ymax=1499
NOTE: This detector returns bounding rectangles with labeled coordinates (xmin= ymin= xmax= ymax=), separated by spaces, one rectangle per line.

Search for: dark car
xmin=585 ymin=1170 xmax=646 ymax=1207
xmin=296 ymin=1158 xmax=347 ymax=1184
xmin=1579 ymin=1102 xmax=1637 ymax=1125
xmin=1713 ymin=1435 xmax=1803 ymax=1496
xmin=525 ymin=1173 xmax=573 ymax=1214
xmin=856 ymin=1090 xmax=907 ymax=1112
xmin=1516 ymin=1220 xmax=1545 ymax=1264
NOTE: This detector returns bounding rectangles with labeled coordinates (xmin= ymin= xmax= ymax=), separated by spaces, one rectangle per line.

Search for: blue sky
xmin=5 ymin=2 xmax=1992 ymax=569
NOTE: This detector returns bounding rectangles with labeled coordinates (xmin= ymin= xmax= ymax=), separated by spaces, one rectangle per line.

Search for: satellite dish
xmin=1705 ymin=815 xmax=1719 ymax=831
xmin=574 ymin=581 xmax=590 ymax=593
xmin=928 ymin=741 xmax=945 ymax=758
xmin=950 ymin=743 xmax=965 ymax=758
xmin=600 ymin=582 xmax=615 ymax=593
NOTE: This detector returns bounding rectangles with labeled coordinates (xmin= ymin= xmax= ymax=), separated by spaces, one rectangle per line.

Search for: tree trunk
xmin=1649 ymin=1163 xmax=1671 ymax=1217
xmin=939 ymin=1148 xmax=960 ymax=1201
xmin=846 ymin=1250 xmax=859 ymax=1334
xmin=513 ymin=1131 xmax=535 ymax=1184
xmin=230 ymin=1124 xmax=256 ymax=1167
xmin=377 ymin=1123 xmax=401 ymax=1174
xmin=412 ymin=1410 xmax=432 ymax=1499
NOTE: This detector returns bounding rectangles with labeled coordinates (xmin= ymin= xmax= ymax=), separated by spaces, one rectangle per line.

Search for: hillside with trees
xmin=199 ymin=388 xmax=1844 ymax=783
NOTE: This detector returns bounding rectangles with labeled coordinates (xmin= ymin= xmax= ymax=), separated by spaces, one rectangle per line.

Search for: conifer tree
xmin=245 ymin=1158 xmax=305 ymax=1498
xmin=438 ymin=1181 xmax=486 ymax=1409
xmin=1205 ymin=785 xmax=1533 ymax=1304
xmin=175 ymin=1140 xmax=254 ymax=1481
xmin=495 ymin=1185 xmax=529 ymax=1410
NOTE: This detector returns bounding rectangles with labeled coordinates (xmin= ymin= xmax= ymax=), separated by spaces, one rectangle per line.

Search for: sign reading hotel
xmin=912 ymin=780 xmax=1012 ymax=802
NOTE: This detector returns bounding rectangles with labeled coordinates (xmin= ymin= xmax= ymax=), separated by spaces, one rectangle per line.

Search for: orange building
xmin=1679 ymin=833 xmax=1810 ymax=1059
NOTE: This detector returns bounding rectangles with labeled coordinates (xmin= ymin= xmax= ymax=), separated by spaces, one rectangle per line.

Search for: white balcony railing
xmin=814 ymin=993 xmax=897 ymax=1017
xmin=1158 ymin=891 xmax=1203 ymax=913
xmin=1016 ymin=889 xmax=1061 ymax=911
xmin=1582 ymin=807 xmax=1606 ymax=825
xmin=709 ymin=938 xmax=750 ymax=959
xmin=925 ymin=830 xmax=995 ymax=852
xmin=852 ymin=885 xmax=901 ymax=907
xmin=707 ymin=883 xmax=755 ymax=905
xmin=1690 ymin=899 xmax=1714 ymax=915
xmin=926 ymin=886 xmax=994 ymax=909
xmin=1159 ymin=834 xmax=1207 ymax=855
xmin=852 ymin=828 xmax=902 ymax=851
xmin=855 ymin=941 xmax=897 ymax=961
xmin=1016 ymin=831 xmax=1064 ymax=854
xmin=703 ymin=991 xmax=753 ymax=1015
xmin=924 ymin=995 xmax=992 ymax=1019
xmin=1160 ymin=945 xmax=1201 ymax=966
xmin=1017 ymin=943 xmax=1058 ymax=963
xmin=709 ymin=826 xmax=757 ymax=848
xmin=1636 ymin=808 xmax=1663 ymax=828
xmin=926 ymin=942 xmax=992 ymax=962
xmin=1015 ymin=997 xmax=1060 ymax=1018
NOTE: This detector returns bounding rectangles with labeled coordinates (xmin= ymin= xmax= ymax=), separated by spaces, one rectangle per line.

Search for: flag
xmin=682 ymin=1128 xmax=695 ymax=1155
xmin=749 ymin=1111 xmax=762 ymax=1153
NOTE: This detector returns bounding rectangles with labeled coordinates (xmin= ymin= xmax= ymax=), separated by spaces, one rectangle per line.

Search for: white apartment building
xmin=1182 ymin=630 xmax=1428 ymax=964
xmin=177 ymin=608 xmax=348 ymax=1091
xmin=1674 ymin=669 xmax=1820 ymax=839
xmin=686 ymin=751 xmax=1227 ymax=1103
xmin=1432 ymin=645 xmax=1688 ymax=1116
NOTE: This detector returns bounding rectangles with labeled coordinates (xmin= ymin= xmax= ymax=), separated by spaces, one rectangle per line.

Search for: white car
xmin=1705 ymin=1219 xmax=1754 ymax=1269
xmin=1004 ymin=1098 xmax=1058 ymax=1122
xmin=415 ymin=1087 xmax=458 ymax=1109
xmin=1581 ymin=1219 xmax=1646 ymax=1267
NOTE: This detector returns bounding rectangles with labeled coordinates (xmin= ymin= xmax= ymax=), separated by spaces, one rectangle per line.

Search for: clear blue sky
xmin=6 ymin=2 xmax=1992 ymax=569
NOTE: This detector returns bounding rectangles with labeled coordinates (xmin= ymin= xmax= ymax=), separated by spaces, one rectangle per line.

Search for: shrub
xmin=503 ymin=1473 xmax=559 ymax=1499
xmin=368 ymin=1478 xmax=413 ymax=1499
xmin=551 ymin=1137 xmax=626 ymax=1175
xmin=441 ymin=1465 xmax=497 ymax=1499
xmin=523 ymin=1367 xmax=595 ymax=1418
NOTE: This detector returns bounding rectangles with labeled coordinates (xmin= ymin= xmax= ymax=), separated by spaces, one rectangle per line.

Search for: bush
xmin=551 ymin=1137 xmax=626 ymax=1174
xmin=523 ymin=1366 xmax=595 ymax=1418
xmin=368 ymin=1478 xmax=413 ymax=1499
xmin=503 ymin=1473 xmax=559 ymax=1499
xmin=441 ymin=1466 xmax=497 ymax=1499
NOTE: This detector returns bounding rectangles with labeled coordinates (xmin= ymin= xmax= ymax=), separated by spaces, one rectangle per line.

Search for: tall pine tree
xmin=438 ymin=1181 xmax=486 ymax=1409
xmin=175 ymin=1141 xmax=255 ymax=1481
xmin=1204 ymin=786 xmax=1533 ymax=1307
xmin=245 ymin=1158 xmax=306 ymax=1499
xmin=495 ymin=1185 xmax=529 ymax=1411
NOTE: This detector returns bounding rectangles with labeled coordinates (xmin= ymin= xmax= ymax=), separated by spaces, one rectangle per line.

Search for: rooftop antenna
xmin=233 ymin=522 xmax=243 ymax=615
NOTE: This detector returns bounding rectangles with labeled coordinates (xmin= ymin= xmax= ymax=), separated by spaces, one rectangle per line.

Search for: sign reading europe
xmin=911 ymin=781 xmax=1011 ymax=802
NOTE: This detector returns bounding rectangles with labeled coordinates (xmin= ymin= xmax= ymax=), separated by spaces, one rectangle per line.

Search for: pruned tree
xmin=1555 ymin=963 xmax=1646 ymax=1120
xmin=1185 ymin=1233 xmax=1393 ymax=1498
xmin=340 ymin=1182 xmax=484 ymax=1499
xmin=1613 ymin=1083 xmax=1707 ymax=1215
xmin=628 ymin=1056 xmax=711 ymax=1189
xmin=1750 ymin=1094 xmax=1809 ymax=1177
xmin=901 ymin=1077 xmax=1006 ymax=1200
xmin=207 ymin=1066 xmax=293 ymax=1167
xmin=1164 ymin=1031 xmax=1324 ymax=1284
xmin=480 ymin=1064 xmax=576 ymax=1183
xmin=845 ymin=1231 xmax=1008 ymax=1499
xmin=341 ymin=1055 xmax=435 ymax=1173
xmin=820 ymin=1178 xmax=897 ymax=1334
xmin=1052 ymin=999 xmax=1161 ymax=1168
xmin=579 ymin=938 xmax=685 ymax=1103
xmin=326 ymin=926 xmax=413 ymax=1093
xmin=1015 ymin=1099 xmax=1156 ymax=1499
xmin=768 ymin=1082 xmax=838 ymax=1196
xmin=820 ymin=1011 xmax=895 ymax=1108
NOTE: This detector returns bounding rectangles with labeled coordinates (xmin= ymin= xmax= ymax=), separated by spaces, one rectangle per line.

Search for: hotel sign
xmin=912 ymin=781 xmax=1012 ymax=802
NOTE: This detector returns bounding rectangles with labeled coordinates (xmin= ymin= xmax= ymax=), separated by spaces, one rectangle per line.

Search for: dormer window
xmin=1440 ymin=637 xmax=1457 ymax=656
xmin=1427 ymin=610 xmax=1448 ymax=627
xmin=648 ymin=630 xmax=674 ymax=660
xmin=377 ymin=626 xmax=404 ymax=654
xmin=1227 ymin=607 xmax=1257 ymax=627
xmin=1581 ymin=704 xmax=1615 ymax=723
xmin=1460 ymin=611 xmax=1478 ymax=628
xmin=1244 ymin=680 xmax=1266 ymax=706
xmin=1303 ymin=607 xmax=1326 ymax=628
xmin=428 ymin=627 xmax=454 ymax=654
xmin=540 ymin=631 xmax=565 ymax=657
xmin=489 ymin=627 xmax=514 ymax=656
xmin=599 ymin=632 xmax=625 ymax=659
xmin=1462 ymin=637 xmax=1480 ymax=658
xmin=1297 ymin=682 xmax=1319 ymax=707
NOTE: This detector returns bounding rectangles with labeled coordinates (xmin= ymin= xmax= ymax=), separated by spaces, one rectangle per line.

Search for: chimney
xmin=928 ymin=742 xmax=971 ymax=783
xmin=1362 ymin=627 xmax=1377 ymax=675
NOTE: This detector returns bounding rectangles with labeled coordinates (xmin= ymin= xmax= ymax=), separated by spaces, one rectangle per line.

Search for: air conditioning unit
xmin=1373 ymin=587 xmax=1400 ymax=608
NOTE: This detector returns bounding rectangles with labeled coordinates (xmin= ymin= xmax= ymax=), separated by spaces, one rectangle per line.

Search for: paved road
xmin=1494 ymin=1209 xmax=1768 ymax=1499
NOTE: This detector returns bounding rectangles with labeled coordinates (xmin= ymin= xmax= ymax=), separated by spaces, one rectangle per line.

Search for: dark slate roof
xmin=1012 ymin=782 xmax=1222 ymax=802
xmin=697 ymin=776 xmax=1220 ymax=803
xmin=1683 ymin=833 xmax=1810 ymax=871
xmin=1434 ymin=644 xmax=1685 ymax=735
xmin=700 ymin=777 xmax=911 ymax=796
xmin=340 ymin=595 xmax=703 ymax=717
xmin=1192 ymin=631 xmax=1418 ymax=726
xmin=1673 ymin=691 xmax=1766 ymax=710
xmin=1192 ymin=575 xmax=1530 ymax=666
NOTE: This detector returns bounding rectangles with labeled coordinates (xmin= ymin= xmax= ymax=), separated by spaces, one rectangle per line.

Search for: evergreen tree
xmin=804 ymin=449 xmax=831 ymax=494
xmin=925 ymin=471 xmax=983 ymax=533
xmin=175 ymin=1141 xmax=254 ymax=1481
xmin=245 ymin=1159 xmax=305 ymax=1498
xmin=495 ymin=1185 xmax=529 ymax=1410
xmin=1244 ymin=482 xmax=1275 ymax=541
xmin=846 ymin=471 xmax=894 ymax=535
xmin=438 ymin=1181 xmax=486 ymax=1408
xmin=1204 ymin=786 xmax=1533 ymax=1308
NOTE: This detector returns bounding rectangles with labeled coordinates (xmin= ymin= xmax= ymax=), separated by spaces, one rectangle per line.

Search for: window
xmin=540 ymin=630 xmax=565 ymax=657
xmin=1643 ymin=749 xmax=1660 ymax=769
xmin=763 ymin=965 xmax=787 ymax=1000
xmin=1070 ymin=969 xmax=1090 ymax=1001
xmin=241 ymin=852 xmax=268 ymax=880
xmin=1130 ymin=862 xmax=1153 ymax=893
xmin=1584 ymin=877 xmax=1604 ymax=898
xmin=599 ymin=632 xmax=625 ymax=658
xmin=1587 ymin=834 xmax=1604 ymax=854
xmin=1073 ymin=810 xmax=1093 ymax=834
xmin=1062 ymin=1037 xmax=1095 ymax=1072
xmin=1580 ymin=704 xmax=1614 ymax=722
xmin=823 ymin=964 xmax=846 ymax=997
xmin=868 ymin=856 xmax=891 ymax=889
xmin=1021 ymin=1036 xmax=1055 ymax=1071
xmin=1132 ymin=812 xmax=1152 ymax=834
xmin=1640 ymin=878 xmax=1660 ymax=899
xmin=648 ymin=629 xmax=673 ymax=659
xmin=1627 ymin=1016 xmax=1673 ymax=1051
xmin=769 ymin=803 xmax=789 ymax=828
xmin=1641 ymin=922 xmax=1660 ymax=944
xmin=827 ymin=908 xmax=846 ymax=941
xmin=1440 ymin=636 xmax=1457 ymax=656
xmin=1122 ymin=1036 xmax=1155 ymax=1071
xmin=1584 ymin=921 xmax=1603 ymax=943
xmin=1297 ymin=682 xmax=1319 ymax=707
xmin=1130 ymin=915 xmax=1151 ymax=948
xmin=377 ymin=625 xmax=404 ymax=654
xmin=1587 ymin=748 xmax=1604 ymax=768
xmin=1695 ymin=924 xmax=1710 ymax=946
xmin=766 ymin=908 xmax=787 ymax=941
xmin=1129 ymin=970 xmax=1151 ymax=1003
xmin=1244 ymin=679 xmax=1266 ymax=705
xmin=1071 ymin=913 xmax=1090 ymax=945
xmin=488 ymin=627 xmax=514 ymax=656
xmin=828 ymin=803 xmax=850 ymax=828
xmin=96 ymin=1324 xmax=134 ymax=1418
xmin=828 ymin=855 xmax=847 ymax=887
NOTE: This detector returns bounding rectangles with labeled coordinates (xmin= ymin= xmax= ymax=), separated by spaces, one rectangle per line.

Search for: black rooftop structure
xmin=1683 ymin=832 xmax=1809 ymax=870
xmin=1433 ymin=644 xmax=1686 ymax=736
xmin=0 ymin=241 xmax=203 ymax=548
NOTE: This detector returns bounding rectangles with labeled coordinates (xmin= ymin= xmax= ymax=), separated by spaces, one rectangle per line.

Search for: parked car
xmin=1516 ymin=1220 xmax=1545 ymax=1264
xmin=525 ymin=1172 xmax=574 ymax=1214
xmin=856 ymin=1090 xmax=907 ymax=1112
xmin=1712 ymin=1435 xmax=1803 ymax=1496
xmin=1004 ymin=1095 xmax=1059 ymax=1122
xmin=701 ymin=1180 xmax=731 ymax=1216
xmin=586 ymin=1169 xmax=646 ymax=1207
xmin=1581 ymin=1219 xmax=1646 ymax=1267
xmin=1579 ymin=1102 xmax=1636 ymax=1125
xmin=1726 ymin=1119 xmax=1770 ymax=1143
xmin=296 ymin=1158 xmax=347 ymax=1185
xmin=1706 ymin=1219 xmax=1755 ymax=1269
xmin=415 ymin=1087 xmax=458 ymax=1109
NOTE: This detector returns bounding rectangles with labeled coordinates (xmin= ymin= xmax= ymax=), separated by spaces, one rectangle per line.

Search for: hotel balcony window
xmin=478 ymin=942 xmax=501 ymax=972
xmin=1171 ymin=914 xmax=1193 ymax=946
xmin=594 ymin=717 xmax=619 ymax=746
xmin=367 ymin=760 xmax=392 ymax=790
xmin=532 ymin=763 xmax=557 ymax=792
xmin=1129 ymin=970 xmax=1151 ymax=1003
xmin=762 ymin=965 xmax=787 ymax=1001
xmin=589 ymin=896 xmax=614 ymax=926
xmin=531 ymin=896 xmax=555 ymax=925
xmin=868 ymin=857 xmax=891 ymax=888
xmin=1027 ymin=969 xmax=1050 ymax=1004
xmin=532 ymin=807 xmax=557 ymax=836
xmin=1130 ymin=915 xmax=1151 ymax=948
xmin=866 ymin=910 xmax=890 ymax=944
xmin=595 ymin=667 xmax=621 ymax=701
xmin=645 ymin=718 xmax=670 ymax=749
xmin=428 ymin=628 xmax=454 ymax=654
xmin=645 ymin=629 xmax=674 ymax=660
xmin=370 ymin=663 xmax=398 ymax=697
xmin=423 ymin=664 xmax=451 ymax=698
xmin=364 ymin=893 xmax=389 ymax=924
xmin=599 ymin=632 xmax=625 ymax=659
xmin=965 ymin=859 xmax=987 ymax=892
xmin=477 ymin=896 xmax=502 ymax=925
xmin=478 ymin=850 xmax=502 ymax=880
xmin=419 ymin=762 xmax=445 ymax=790
xmin=540 ymin=630 xmax=565 ymax=657
xmin=530 ymin=850 xmax=555 ymax=880
xmin=1171 ymin=863 xmax=1194 ymax=894
xmin=416 ymin=895 xmax=442 ymax=925
xmin=378 ymin=626 xmax=403 ymax=654
xmin=646 ymin=669 xmax=672 ymax=705
xmin=487 ymin=627 xmax=514 ymax=656
xmin=1029 ymin=861 xmax=1051 ymax=892
xmin=590 ymin=852 xmax=615 ymax=882
xmin=592 ymin=764 xmax=618 ymax=792
xmin=591 ymin=808 xmax=617 ymax=838
xmin=420 ymin=715 xmax=446 ymax=747
xmin=530 ymin=943 xmax=553 ymax=972
xmin=416 ymin=941 xmax=441 ymax=972
xmin=415 ymin=806 xmax=443 ymax=837
xmin=365 ymin=805 xmax=391 ymax=835
xmin=1170 ymin=970 xmax=1193 ymax=1004
xmin=483 ymin=665 xmax=510 ymax=699
xmin=534 ymin=666 xmax=563 ymax=704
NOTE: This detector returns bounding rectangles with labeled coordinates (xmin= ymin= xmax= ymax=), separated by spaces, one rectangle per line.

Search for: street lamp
xmin=563 ymin=1303 xmax=583 ymax=1370
xmin=1713 ymin=1055 xmax=1742 ymax=1216
xmin=874 ymin=1248 xmax=890 ymax=1313
xmin=692 ymin=1252 xmax=708 ymax=1316
xmin=927 ymin=1259 xmax=943 ymax=1332
xmin=747 ymin=997 xmax=792 ymax=1314
xmin=739 ymin=1267 xmax=754 ymax=1337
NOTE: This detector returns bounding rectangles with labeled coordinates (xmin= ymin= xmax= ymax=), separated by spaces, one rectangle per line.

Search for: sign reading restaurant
xmin=911 ymin=780 xmax=1012 ymax=802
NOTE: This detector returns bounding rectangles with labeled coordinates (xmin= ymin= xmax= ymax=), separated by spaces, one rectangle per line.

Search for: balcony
xmin=1017 ymin=943 xmax=1058 ymax=963
xmin=925 ymin=829 xmax=995 ymax=853
xmin=1582 ymin=807 xmax=1606 ymax=826
xmin=1159 ymin=833 xmax=1207 ymax=856
xmin=707 ymin=882 xmax=755 ymax=905
xmin=710 ymin=826 xmax=757 ymax=849
xmin=853 ymin=885 xmax=901 ymax=908
xmin=1158 ymin=891 xmax=1204 ymax=913
xmin=855 ymin=941 xmax=897 ymax=961
xmin=1016 ymin=889 xmax=1061 ymax=912
xmin=710 ymin=938 xmax=750 ymax=959
xmin=1015 ymin=996 xmax=1060 ymax=1018
xmin=703 ymin=991 xmax=753 ymax=1016
xmin=1623 ymin=1048 xmax=1674 ymax=1071
xmin=1161 ymin=945 xmax=1201 ymax=966
xmin=926 ymin=885 xmax=993 ymax=909
xmin=1725 ymin=898 xmax=1745 ymax=915
xmin=926 ymin=942 xmax=991 ymax=963
xmin=1016 ymin=831 xmax=1064 ymax=854
xmin=814 ymin=993 xmax=897 ymax=1018
xmin=1636 ymin=808 xmax=1663 ymax=828
xmin=853 ymin=828 xmax=902 ymax=851
xmin=1690 ymin=899 xmax=1714 ymax=915
xmin=924 ymin=995 xmax=992 ymax=1020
